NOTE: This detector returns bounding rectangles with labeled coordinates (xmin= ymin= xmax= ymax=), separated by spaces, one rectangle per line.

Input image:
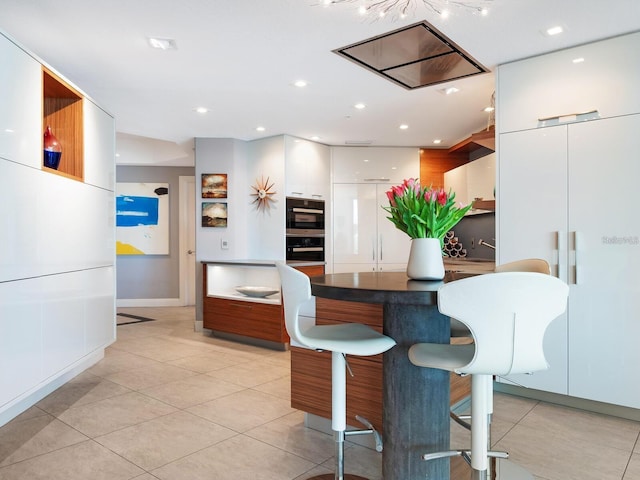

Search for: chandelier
xmin=321 ymin=0 xmax=493 ymax=18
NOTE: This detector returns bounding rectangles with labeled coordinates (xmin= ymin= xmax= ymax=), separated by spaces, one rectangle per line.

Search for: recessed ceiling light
xmin=546 ymin=25 xmax=564 ymax=36
xmin=293 ymin=80 xmax=308 ymax=88
xmin=354 ymin=103 xmax=366 ymax=109
xmin=438 ymin=86 xmax=460 ymax=95
xmin=194 ymin=107 xmax=209 ymax=114
xmin=256 ymin=126 xmax=266 ymax=132
xmin=310 ymin=136 xmax=321 ymax=141
xmin=573 ymin=57 xmax=585 ymax=64
xmin=148 ymin=37 xmax=177 ymax=50
xmin=399 ymin=124 xmax=409 ymax=130
xmin=433 ymin=139 xmax=442 ymax=144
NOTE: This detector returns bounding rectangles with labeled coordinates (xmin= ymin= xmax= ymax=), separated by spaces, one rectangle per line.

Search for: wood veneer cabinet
xmin=202 ymin=262 xmax=288 ymax=346
xmin=42 ymin=68 xmax=84 ymax=180
xmin=290 ymin=297 xmax=471 ymax=431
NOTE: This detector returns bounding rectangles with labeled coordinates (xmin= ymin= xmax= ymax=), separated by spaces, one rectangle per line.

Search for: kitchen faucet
xmin=478 ymin=239 xmax=495 ymax=250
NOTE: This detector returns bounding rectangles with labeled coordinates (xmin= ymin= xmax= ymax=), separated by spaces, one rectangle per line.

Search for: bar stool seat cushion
xmin=302 ymin=323 xmax=397 ymax=356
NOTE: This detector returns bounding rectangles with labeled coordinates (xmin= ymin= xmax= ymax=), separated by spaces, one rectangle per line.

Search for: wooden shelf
xmin=42 ymin=68 xmax=84 ymax=181
xmin=448 ymin=125 xmax=495 ymax=156
xmin=472 ymin=199 xmax=495 ymax=211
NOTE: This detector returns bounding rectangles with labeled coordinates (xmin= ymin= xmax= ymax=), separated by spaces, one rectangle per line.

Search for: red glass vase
xmin=43 ymin=125 xmax=62 ymax=169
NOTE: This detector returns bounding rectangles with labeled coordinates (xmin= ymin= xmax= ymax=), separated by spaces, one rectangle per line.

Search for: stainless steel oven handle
xmin=291 ymin=247 xmax=324 ymax=252
xmin=292 ymin=207 xmax=324 ymax=214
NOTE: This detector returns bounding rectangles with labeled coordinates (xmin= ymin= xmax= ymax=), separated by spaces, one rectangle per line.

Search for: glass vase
xmin=43 ymin=125 xmax=62 ymax=170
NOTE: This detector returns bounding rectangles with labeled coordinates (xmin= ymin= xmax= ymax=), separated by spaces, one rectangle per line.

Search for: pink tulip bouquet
xmin=383 ymin=178 xmax=471 ymax=246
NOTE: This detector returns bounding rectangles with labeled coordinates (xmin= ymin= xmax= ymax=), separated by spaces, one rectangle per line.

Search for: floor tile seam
xmin=2 ymin=408 xmax=51 ymax=427
xmin=151 ymin=431 xmax=245 ymax=471
xmin=515 ymin=418 xmax=640 ymax=450
xmin=496 ymin=420 xmax=639 ymax=457
xmin=621 ymin=438 xmax=640 ymax=480
xmin=40 ymin=388 xmax=137 ymax=419
xmin=238 ymin=430 xmax=332 ymax=469
xmin=93 ymin=422 xmax=242 ymax=472
xmin=488 ymin=419 xmax=518 ymax=446
xmin=248 ymin=382 xmax=292 ymax=400
xmin=0 ymin=437 xmax=96 ymax=471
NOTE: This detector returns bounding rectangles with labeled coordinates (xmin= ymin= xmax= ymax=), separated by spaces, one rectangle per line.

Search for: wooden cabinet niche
xmin=42 ymin=68 xmax=84 ymax=180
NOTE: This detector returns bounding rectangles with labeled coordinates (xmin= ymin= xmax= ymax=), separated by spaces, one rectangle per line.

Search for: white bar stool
xmin=276 ymin=262 xmax=396 ymax=480
xmin=408 ymin=272 xmax=568 ymax=480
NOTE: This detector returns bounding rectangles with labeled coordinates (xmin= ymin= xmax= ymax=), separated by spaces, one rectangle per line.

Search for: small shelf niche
xmin=42 ymin=68 xmax=84 ymax=180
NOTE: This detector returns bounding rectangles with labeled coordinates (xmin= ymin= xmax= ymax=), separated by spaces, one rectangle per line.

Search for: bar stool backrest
xmin=276 ymin=262 xmax=313 ymax=348
xmin=437 ymin=272 xmax=569 ymax=376
xmin=494 ymin=258 xmax=551 ymax=274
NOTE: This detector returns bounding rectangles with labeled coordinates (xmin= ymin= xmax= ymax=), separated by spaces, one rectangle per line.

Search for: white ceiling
xmin=1 ymin=0 xmax=639 ymax=166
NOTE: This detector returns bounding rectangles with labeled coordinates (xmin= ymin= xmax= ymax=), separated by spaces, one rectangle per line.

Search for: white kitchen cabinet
xmin=497 ymin=126 xmax=569 ymax=395
xmin=0 ymin=33 xmax=41 ymax=168
xmin=498 ymin=114 xmax=640 ymax=408
xmin=497 ymin=31 xmax=640 ymax=134
xmin=333 ymin=183 xmax=411 ymax=272
xmin=444 ymin=153 xmax=495 ymax=207
xmin=284 ymin=136 xmax=330 ymax=200
xmin=332 ymin=146 xmax=419 ymax=184
xmin=83 ymin=100 xmax=116 ymax=191
xmin=0 ymin=30 xmax=115 ymax=426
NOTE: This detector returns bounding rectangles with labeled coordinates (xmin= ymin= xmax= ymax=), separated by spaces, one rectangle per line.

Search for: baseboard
xmin=116 ymin=298 xmax=182 ymax=307
xmin=494 ymin=383 xmax=640 ymax=422
xmin=0 ymin=349 xmax=105 ymax=428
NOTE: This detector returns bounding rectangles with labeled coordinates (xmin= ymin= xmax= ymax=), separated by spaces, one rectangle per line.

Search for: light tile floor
xmin=1 ymin=306 xmax=639 ymax=480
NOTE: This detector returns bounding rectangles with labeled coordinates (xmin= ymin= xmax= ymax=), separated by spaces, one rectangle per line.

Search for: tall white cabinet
xmin=331 ymin=147 xmax=419 ymax=273
xmin=0 ymin=31 xmax=115 ymax=425
xmin=497 ymin=32 xmax=640 ymax=408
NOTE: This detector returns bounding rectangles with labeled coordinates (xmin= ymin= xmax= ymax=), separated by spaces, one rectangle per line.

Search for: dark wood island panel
xmin=290 ymin=297 xmax=471 ymax=432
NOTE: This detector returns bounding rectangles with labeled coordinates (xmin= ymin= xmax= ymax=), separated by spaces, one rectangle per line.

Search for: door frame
xmin=178 ymin=175 xmax=196 ymax=306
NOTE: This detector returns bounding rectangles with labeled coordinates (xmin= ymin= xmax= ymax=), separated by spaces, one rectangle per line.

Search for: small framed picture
xmin=202 ymin=202 xmax=227 ymax=228
xmin=202 ymin=173 xmax=228 ymax=198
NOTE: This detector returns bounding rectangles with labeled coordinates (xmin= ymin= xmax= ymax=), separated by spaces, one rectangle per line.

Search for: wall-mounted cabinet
xmin=284 ymin=136 xmax=330 ymax=200
xmin=332 ymin=147 xmax=418 ymax=184
xmin=420 ymin=126 xmax=495 ymax=189
xmin=497 ymin=32 xmax=640 ymax=133
xmin=42 ymin=68 xmax=84 ymax=180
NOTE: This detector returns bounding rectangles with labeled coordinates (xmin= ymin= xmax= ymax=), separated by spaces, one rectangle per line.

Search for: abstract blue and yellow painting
xmin=116 ymin=183 xmax=169 ymax=255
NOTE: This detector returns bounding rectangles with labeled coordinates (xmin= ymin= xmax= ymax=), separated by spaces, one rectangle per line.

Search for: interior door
xmin=497 ymin=126 xmax=569 ymax=394
xmin=179 ymin=176 xmax=196 ymax=306
xmin=567 ymin=113 xmax=640 ymax=408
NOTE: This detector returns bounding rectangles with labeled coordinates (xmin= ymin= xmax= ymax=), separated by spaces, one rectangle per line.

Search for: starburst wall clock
xmin=250 ymin=175 xmax=276 ymax=210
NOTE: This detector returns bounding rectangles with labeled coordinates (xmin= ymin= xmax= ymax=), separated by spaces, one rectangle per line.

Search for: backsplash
xmin=446 ymin=212 xmax=495 ymax=260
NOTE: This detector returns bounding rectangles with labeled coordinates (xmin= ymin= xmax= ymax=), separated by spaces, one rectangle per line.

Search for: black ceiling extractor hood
xmin=333 ymin=20 xmax=488 ymax=90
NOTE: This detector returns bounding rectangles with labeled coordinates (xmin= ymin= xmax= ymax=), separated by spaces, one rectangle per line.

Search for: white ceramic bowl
xmin=235 ymin=286 xmax=279 ymax=298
